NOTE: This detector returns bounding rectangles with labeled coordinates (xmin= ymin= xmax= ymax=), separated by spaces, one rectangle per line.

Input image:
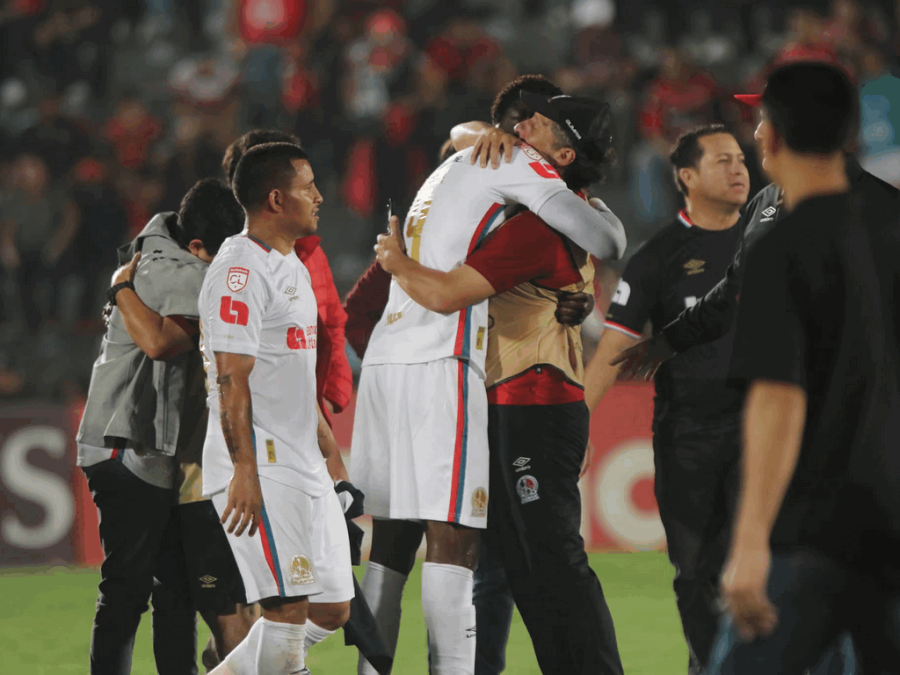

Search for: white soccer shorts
xmin=351 ymin=358 xmax=489 ymax=528
xmin=211 ymin=476 xmax=354 ymax=604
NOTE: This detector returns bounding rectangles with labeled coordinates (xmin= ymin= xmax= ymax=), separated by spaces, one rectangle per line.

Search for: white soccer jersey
xmin=362 ymin=144 xmax=572 ymax=377
xmin=198 ymin=234 xmax=330 ymax=498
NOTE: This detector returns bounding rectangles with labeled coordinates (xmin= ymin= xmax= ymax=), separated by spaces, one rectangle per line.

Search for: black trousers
xmin=83 ymin=459 xmax=197 ymax=675
xmin=486 ymin=401 xmax=624 ymax=675
xmin=653 ymin=415 xmax=742 ymax=675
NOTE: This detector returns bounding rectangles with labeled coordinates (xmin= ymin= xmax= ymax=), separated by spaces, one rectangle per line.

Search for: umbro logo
xmin=513 ymin=456 xmax=532 ymax=473
xmin=284 ymin=287 xmax=296 ymax=295
xmin=761 ymin=206 xmax=777 ymax=218
xmin=199 ymin=575 xmax=217 ymax=588
xmin=683 ymin=259 xmax=705 ymax=275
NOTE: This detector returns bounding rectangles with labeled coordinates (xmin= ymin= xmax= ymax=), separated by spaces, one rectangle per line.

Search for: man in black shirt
xmin=584 ymin=125 xmax=748 ymax=674
xmin=708 ymin=61 xmax=900 ymax=674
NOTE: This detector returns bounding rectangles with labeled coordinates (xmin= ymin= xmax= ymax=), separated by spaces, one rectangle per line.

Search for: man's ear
xmin=553 ymin=146 xmax=576 ymax=168
xmin=266 ymin=188 xmax=283 ymax=213
xmin=679 ymin=167 xmax=695 ymax=192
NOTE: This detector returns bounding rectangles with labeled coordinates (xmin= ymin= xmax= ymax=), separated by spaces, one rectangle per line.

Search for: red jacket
xmin=294 ymin=237 xmax=352 ymax=427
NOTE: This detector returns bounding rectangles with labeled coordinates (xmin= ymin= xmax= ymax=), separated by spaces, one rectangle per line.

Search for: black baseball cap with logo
xmin=519 ymin=90 xmax=612 ymax=157
xmin=734 ymin=61 xmax=857 ymax=154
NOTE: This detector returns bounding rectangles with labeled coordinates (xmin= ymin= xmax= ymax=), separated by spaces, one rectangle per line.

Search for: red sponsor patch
xmin=220 ymin=296 xmax=249 ymax=326
xmin=287 ymin=326 xmax=317 ymax=350
xmin=227 ymin=267 xmax=250 ymax=293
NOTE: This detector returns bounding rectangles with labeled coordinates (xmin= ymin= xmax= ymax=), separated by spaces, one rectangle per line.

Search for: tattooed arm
xmin=214 ymin=351 xmax=261 ymax=537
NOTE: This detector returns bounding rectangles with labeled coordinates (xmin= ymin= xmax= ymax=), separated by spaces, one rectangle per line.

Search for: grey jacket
xmin=76 ymin=213 xmax=208 ymax=456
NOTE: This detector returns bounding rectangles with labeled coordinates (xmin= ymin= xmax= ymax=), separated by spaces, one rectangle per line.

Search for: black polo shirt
xmin=662 ymin=156 xmax=900 ymax=353
xmin=730 ymin=192 xmax=900 ymax=575
xmin=605 ymin=210 xmax=743 ymax=423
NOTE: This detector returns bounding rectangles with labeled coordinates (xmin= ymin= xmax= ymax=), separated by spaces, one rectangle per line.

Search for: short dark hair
xmin=550 ymin=119 xmax=617 ymax=192
xmin=762 ymin=63 xmax=858 ymax=154
xmin=491 ymin=75 xmax=563 ymax=127
xmin=669 ymin=124 xmax=730 ymax=195
xmin=173 ymin=178 xmax=244 ymax=256
xmin=222 ymin=130 xmax=302 ymax=184
xmin=232 ymin=142 xmax=310 ymax=211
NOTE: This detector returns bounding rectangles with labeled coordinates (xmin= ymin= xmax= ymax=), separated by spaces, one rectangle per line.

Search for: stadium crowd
xmin=0 ymin=0 xmax=897 ymax=403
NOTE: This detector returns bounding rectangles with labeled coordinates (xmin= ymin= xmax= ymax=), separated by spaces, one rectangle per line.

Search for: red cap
xmin=734 ymin=93 xmax=763 ymax=107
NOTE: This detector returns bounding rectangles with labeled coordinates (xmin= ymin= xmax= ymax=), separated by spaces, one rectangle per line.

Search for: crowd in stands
xmin=0 ymin=0 xmax=897 ymax=402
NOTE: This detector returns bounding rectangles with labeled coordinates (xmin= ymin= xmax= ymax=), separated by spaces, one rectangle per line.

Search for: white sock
xmin=255 ymin=617 xmax=307 ymax=675
xmin=209 ymin=619 xmax=263 ymax=675
xmin=358 ymin=562 xmax=409 ymax=675
xmin=421 ymin=562 xmax=476 ymax=675
xmin=303 ymin=619 xmax=335 ymax=658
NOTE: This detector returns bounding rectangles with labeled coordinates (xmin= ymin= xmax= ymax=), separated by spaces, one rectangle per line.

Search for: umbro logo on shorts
xmin=513 ymin=457 xmax=532 ymax=473
xmin=199 ymin=575 xmax=217 ymax=588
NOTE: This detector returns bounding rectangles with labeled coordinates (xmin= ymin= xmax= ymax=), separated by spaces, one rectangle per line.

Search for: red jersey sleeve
xmin=344 ymin=260 xmax=392 ymax=359
xmin=465 ymin=211 xmax=582 ymax=293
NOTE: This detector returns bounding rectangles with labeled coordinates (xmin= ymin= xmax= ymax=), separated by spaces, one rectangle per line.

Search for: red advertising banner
xmin=1 ymin=383 xmax=660 ymax=568
xmin=0 ymin=404 xmax=78 ymax=567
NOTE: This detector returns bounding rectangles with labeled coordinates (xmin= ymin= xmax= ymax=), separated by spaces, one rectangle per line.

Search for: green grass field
xmin=0 ymin=551 xmax=687 ymax=674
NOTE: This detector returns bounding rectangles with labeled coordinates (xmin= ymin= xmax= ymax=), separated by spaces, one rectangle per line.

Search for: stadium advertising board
xmin=0 ymin=404 xmax=77 ymax=567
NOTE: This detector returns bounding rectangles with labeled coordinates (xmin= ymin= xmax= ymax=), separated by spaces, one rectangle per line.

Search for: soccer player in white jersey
xmin=199 ymin=142 xmax=354 ymax=675
xmin=351 ymin=95 xmax=625 ymax=675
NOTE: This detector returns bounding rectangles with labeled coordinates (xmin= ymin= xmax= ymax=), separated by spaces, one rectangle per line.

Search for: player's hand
xmin=375 ymin=215 xmax=407 ymax=274
xmin=580 ymin=441 xmax=595 ymax=479
xmin=720 ymin=543 xmax=778 ymax=641
xmin=112 ymin=251 xmax=142 ymax=286
xmin=556 ymin=291 xmax=595 ymax=326
xmin=335 ymin=480 xmax=366 ymax=520
xmin=610 ymin=334 xmax=675 ymax=380
xmin=471 ymin=128 xmax=520 ymax=169
xmin=221 ymin=463 xmax=262 ymax=537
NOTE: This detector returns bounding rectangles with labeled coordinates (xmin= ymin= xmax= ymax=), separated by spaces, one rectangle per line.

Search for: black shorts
xmin=179 ymin=500 xmax=247 ymax=612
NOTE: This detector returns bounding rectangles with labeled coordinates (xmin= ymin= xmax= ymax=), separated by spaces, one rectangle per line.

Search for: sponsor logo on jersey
xmin=683 ymin=259 xmax=705 ymax=275
xmin=386 ymin=311 xmax=403 ymax=325
xmin=220 ymin=296 xmax=249 ymax=326
xmin=762 ymin=206 xmax=777 ymax=218
xmin=471 ymin=487 xmax=488 ymax=517
xmin=284 ymin=286 xmax=296 ymax=295
xmin=612 ymin=280 xmax=631 ymax=306
xmin=265 ymin=439 xmax=277 ymax=463
xmin=289 ymin=555 xmax=315 ymax=585
xmin=199 ymin=575 xmax=217 ymax=588
xmin=517 ymin=475 xmax=540 ymax=504
xmin=227 ymin=267 xmax=249 ymax=293
xmin=287 ymin=326 xmax=317 ymax=350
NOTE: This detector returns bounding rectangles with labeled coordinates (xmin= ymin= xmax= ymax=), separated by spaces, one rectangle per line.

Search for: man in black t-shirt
xmin=707 ymin=62 xmax=900 ymax=674
xmin=584 ymin=125 xmax=748 ymax=674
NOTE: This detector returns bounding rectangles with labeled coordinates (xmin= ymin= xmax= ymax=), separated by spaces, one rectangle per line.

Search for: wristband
xmin=107 ymin=281 xmax=135 ymax=306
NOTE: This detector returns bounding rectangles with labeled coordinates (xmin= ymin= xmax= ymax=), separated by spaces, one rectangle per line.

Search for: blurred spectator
xmin=168 ymin=52 xmax=241 ymax=147
xmin=678 ymin=9 xmax=739 ymax=71
xmin=64 ymin=155 xmax=129 ymax=322
xmin=859 ymin=72 xmax=900 ymax=187
xmin=159 ymin=116 xmax=221 ymax=213
xmin=102 ymin=92 xmax=164 ymax=173
xmin=0 ymin=153 xmax=78 ymax=332
xmin=631 ymin=48 xmax=720 ymax=237
xmin=341 ymin=9 xmax=446 ymax=219
xmin=16 ymin=89 xmax=90 ymax=179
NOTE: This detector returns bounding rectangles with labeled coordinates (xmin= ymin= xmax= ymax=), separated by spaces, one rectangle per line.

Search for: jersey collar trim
xmin=677 ymin=209 xmax=694 ymax=228
xmin=244 ymin=234 xmax=273 ymax=252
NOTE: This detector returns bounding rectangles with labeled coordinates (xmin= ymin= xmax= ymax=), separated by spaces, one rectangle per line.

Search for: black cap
xmin=759 ymin=61 xmax=857 ymax=154
xmin=519 ymin=91 xmax=611 ymax=154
